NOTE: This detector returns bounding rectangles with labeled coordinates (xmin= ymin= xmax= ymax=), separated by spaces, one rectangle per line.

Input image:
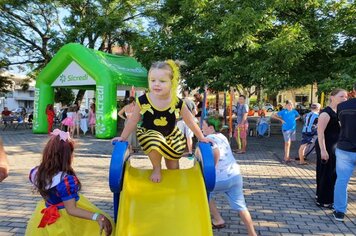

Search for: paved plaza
xmin=0 ymin=127 xmax=355 ymax=236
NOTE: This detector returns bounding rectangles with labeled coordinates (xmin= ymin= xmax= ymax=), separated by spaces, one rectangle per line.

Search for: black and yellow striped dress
xmin=136 ymin=93 xmax=186 ymax=160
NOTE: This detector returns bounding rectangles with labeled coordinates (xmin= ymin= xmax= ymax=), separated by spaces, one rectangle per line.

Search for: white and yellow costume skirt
xmin=25 ymin=194 xmax=115 ymax=236
xmin=137 ymin=127 xmax=186 ymax=160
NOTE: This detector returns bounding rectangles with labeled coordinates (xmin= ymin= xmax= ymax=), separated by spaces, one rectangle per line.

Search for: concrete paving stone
xmin=0 ymin=221 xmax=11 ymax=227
xmin=258 ymin=230 xmax=282 ymax=236
xmin=213 ymin=232 xmax=230 ymax=236
xmin=281 ymin=234 xmax=302 ymax=236
xmin=270 ymin=227 xmax=291 ymax=233
xmin=0 ymin=226 xmax=14 ymax=233
xmin=7 ymin=223 xmax=26 ymax=229
xmin=9 ymin=227 xmax=26 ymax=234
xmin=0 ymin=233 xmax=14 ymax=236
xmin=1 ymin=128 xmax=356 ymax=235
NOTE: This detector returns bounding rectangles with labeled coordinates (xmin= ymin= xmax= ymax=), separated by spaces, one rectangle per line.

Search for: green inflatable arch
xmin=33 ymin=43 xmax=148 ymax=139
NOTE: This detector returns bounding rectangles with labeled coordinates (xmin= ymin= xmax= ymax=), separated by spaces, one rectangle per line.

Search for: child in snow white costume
xmin=25 ymin=129 xmax=113 ymax=236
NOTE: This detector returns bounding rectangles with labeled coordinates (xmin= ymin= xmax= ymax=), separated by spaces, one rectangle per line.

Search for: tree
xmin=54 ymin=87 xmax=75 ymax=106
xmin=0 ymin=74 xmax=12 ymax=93
xmin=0 ymin=60 xmax=12 ymax=93
xmin=58 ymin=0 xmax=156 ymax=102
xmin=134 ymin=0 xmax=355 ymax=95
xmin=0 ymin=0 xmax=155 ymax=103
xmin=0 ymin=1 xmax=63 ymax=72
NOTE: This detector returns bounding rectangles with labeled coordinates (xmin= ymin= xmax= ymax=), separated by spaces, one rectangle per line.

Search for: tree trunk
xmin=215 ymin=91 xmax=219 ymax=111
xmin=256 ymin=85 xmax=261 ymax=102
xmin=75 ymin=89 xmax=86 ymax=106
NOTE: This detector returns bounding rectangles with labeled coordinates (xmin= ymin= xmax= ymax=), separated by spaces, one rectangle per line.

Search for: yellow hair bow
xmin=165 ymin=60 xmax=180 ymax=113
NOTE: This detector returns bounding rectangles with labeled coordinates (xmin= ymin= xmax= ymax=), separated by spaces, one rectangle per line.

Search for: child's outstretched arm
xmin=112 ymin=104 xmax=141 ymax=142
xmin=181 ymin=105 xmax=211 ymax=143
xmin=63 ymin=199 xmax=112 ymax=236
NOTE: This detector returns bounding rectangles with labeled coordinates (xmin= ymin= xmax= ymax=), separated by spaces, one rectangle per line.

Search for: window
xmin=295 ymin=95 xmax=308 ymax=104
xmin=278 ymin=95 xmax=282 ymax=103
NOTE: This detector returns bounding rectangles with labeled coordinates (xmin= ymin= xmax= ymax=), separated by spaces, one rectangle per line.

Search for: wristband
xmin=92 ymin=213 xmax=100 ymax=221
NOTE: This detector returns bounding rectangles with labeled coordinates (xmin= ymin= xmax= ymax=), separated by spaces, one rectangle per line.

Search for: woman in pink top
xmin=61 ymin=106 xmax=75 ymax=136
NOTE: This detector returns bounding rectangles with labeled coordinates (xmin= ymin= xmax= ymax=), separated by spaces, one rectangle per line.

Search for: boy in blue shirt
xmin=272 ymin=100 xmax=301 ymax=163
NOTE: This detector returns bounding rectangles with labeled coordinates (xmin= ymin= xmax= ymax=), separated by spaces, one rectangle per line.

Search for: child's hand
xmin=97 ymin=214 xmax=112 ymax=236
xmin=111 ymin=136 xmax=125 ymax=143
xmin=199 ymin=137 xmax=215 ymax=144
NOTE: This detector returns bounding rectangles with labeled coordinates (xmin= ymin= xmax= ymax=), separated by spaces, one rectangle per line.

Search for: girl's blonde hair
xmin=149 ymin=60 xmax=184 ymax=112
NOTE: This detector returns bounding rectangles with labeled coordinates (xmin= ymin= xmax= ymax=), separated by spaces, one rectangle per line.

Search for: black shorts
xmin=301 ymin=133 xmax=316 ymax=145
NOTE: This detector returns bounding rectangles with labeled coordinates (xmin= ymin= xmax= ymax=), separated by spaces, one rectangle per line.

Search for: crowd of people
xmin=229 ymin=86 xmax=356 ymax=222
xmin=43 ymin=102 xmax=96 ymax=138
xmin=0 ymin=59 xmax=355 ymax=235
xmin=1 ymin=106 xmax=33 ymax=127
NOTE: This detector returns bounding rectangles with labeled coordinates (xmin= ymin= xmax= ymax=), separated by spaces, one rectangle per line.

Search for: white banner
xmin=52 ymin=61 xmax=96 ymax=87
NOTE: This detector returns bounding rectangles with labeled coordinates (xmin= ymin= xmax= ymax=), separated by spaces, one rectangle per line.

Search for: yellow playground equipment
xmin=109 ymin=141 xmax=216 ymax=236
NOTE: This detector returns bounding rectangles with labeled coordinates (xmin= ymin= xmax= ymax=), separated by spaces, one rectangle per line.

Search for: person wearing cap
xmin=272 ymin=100 xmax=301 ymax=163
xmin=297 ymin=103 xmax=321 ymax=165
xmin=333 ymin=83 xmax=356 ymax=221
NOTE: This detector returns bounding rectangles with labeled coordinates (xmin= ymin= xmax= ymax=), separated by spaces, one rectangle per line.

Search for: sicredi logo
xmin=59 ymin=74 xmax=89 ymax=83
xmin=52 ymin=61 xmax=96 ymax=86
xmin=59 ymin=75 xmax=66 ymax=83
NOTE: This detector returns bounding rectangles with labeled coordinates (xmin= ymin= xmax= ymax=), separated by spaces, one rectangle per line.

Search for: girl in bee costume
xmin=113 ymin=60 xmax=211 ymax=183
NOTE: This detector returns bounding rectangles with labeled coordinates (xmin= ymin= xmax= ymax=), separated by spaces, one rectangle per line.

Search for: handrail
xmin=196 ymin=142 xmax=216 ymax=196
xmin=109 ymin=141 xmax=129 ymax=221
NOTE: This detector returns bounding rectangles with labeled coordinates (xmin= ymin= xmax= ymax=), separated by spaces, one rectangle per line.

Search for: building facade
xmin=0 ymin=71 xmax=35 ymax=113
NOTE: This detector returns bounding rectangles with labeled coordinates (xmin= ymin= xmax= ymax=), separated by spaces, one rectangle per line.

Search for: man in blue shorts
xmin=298 ymin=103 xmax=321 ymax=165
xmin=333 ymin=83 xmax=356 ymax=222
xmin=272 ymin=100 xmax=301 ymax=163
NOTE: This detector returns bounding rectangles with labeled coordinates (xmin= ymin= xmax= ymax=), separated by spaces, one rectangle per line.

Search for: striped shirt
xmin=302 ymin=111 xmax=319 ymax=134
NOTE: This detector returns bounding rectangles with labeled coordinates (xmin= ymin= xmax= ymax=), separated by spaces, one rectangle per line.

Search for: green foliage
xmin=0 ymin=0 xmax=61 ymax=71
xmin=0 ymin=75 xmax=12 ymax=93
xmin=1 ymin=0 xmax=354 ymax=98
xmin=0 ymin=61 xmax=12 ymax=93
xmin=0 ymin=0 xmax=155 ymax=102
xmin=318 ymin=75 xmax=356 ymax=96
xmin=134 ymin=0 xmax=355 ymax=94
xmin=54 ymin=88 xmax=75 ymax=106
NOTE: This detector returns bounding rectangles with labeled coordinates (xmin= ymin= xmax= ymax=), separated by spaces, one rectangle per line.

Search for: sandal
xmin=282 ymin=159 xmax=292 ymax=164
xmin=212 ymin=223 xmax=226 ymax=229
xmin=298 ymin=162 xmax=308 ymax=165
